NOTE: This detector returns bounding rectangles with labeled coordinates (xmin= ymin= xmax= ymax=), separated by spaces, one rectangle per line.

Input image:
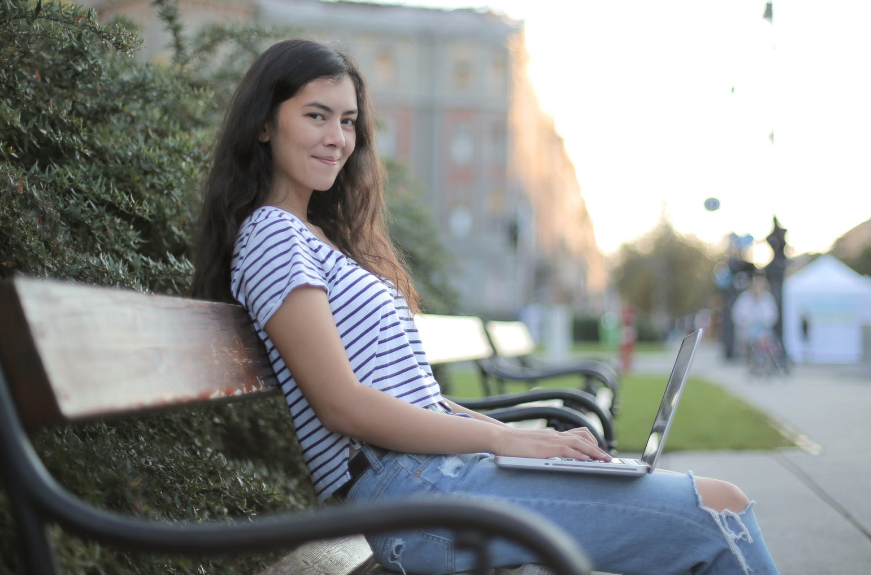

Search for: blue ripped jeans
xmin=346 ymin=445 xmax=780 ymax=575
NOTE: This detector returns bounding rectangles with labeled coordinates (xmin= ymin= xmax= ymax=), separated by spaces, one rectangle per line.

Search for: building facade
xmin=86 ymin=0 xmax=607 ymax=317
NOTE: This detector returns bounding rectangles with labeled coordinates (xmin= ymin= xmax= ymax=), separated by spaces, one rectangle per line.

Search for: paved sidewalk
xmin=633 ymin=341 xmax=871 ymax=575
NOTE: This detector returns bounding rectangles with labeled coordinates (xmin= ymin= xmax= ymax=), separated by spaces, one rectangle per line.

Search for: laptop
xmin=494 ymin=329 xmax=702 ymax=477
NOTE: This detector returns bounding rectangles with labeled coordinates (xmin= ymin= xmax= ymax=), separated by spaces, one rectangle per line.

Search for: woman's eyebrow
xmin=304 ymin=102 xmax=358 ymax=115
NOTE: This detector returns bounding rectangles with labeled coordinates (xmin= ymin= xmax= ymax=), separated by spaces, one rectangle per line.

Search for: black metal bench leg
xmin=477 ymin=365 xmax=494 ymax=396
xmin=10 ymin=498 xmax=60 ymax=575
xmin=0 ymin=368 xmax=61 ymax=575
xmin=456 ymin=529 xmax=494 ymax=575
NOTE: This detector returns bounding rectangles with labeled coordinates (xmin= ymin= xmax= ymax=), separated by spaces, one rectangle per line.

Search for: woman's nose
xmin=324 ymin=122 xmax=345 ymax=148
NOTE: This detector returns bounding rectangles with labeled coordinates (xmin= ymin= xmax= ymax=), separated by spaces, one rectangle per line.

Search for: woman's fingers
xmin=509 ymin=427 xmax=611 ymax=461
xmin=565 ymin=427 xmax=597 ymax=443
xmin=560 ymin=429 xmax=611 ymax=460
xmin=553 ymin=434 xmax=610 ymax=461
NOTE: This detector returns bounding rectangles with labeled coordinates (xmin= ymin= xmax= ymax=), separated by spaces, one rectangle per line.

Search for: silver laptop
xmin=494 ymin=329 xmax=702 ymax=477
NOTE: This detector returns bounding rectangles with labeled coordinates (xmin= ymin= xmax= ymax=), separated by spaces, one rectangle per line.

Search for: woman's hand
xmin=493 ymin=426 xmax=612 ymax=461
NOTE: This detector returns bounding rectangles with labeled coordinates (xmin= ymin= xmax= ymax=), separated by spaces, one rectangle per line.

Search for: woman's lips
xmin=314 ymin=155 xmax=340 ymax=166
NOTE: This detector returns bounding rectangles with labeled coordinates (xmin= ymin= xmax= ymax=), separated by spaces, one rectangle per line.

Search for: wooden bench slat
xmin=255 ymin=535 xmax=377 ymax=575
xmin=0 ymin=277 xmax=277 ymax=428
xmin=415 ymin=314 xmax=494 ymax=365
xmin=485 ymin=320 xmax=537 ymax=358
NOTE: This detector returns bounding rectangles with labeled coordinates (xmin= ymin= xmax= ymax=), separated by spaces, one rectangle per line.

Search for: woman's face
xmin=261 ymin=76 xmax=358 ymax=198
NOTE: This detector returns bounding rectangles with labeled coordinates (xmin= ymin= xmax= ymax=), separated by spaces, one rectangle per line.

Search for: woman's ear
xmin=258 ymin=124 xmax=270 ymax=143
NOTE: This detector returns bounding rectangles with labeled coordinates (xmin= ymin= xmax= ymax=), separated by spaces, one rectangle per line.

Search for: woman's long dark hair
xmin=192 ymin=39 xmax=419 ymax=311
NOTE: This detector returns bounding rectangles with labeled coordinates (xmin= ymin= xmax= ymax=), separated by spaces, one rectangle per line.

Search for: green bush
xmin=635 ymin=316 xmax=664 ymax=342
xmin=571 ymin=316 xmax=600 ymax=342
xmin=0 ymin=2 xmax=458 ymax=573
xmin=0 ymin=0 xmax=206 ymax=293
xmin=0 ymin=398 xmax=317 ymax=575
xmin=0 ymin=3 xmax=306 ymax=574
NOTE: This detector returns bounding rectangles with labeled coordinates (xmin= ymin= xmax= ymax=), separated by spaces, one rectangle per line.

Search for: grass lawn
xmin=570 ymin=341 xmax=666 ymax=356
xmin=443 ymin=369 xmax=796 ymax=453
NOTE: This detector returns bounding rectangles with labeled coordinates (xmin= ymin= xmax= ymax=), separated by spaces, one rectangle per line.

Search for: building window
xmin=376 ymin=115 xmax=397 ymax=157
xmin=374 ymin=48 xmax=396 ymax=88
xmin=489 ymin=55 xmax=506 ymax=93
xmin=453 ymin=60 xmax=473 ymax=91
xmin=449 ymin=204 xmax=473 ymax=238
xmin=490 ymin=121 xmax=506 ymax=165
xmin=451 ymin=124 xmax=473 ymax=165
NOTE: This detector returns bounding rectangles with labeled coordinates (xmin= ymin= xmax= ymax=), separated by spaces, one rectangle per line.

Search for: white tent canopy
xmin=782 ymin=255 xmax=871 ymax=363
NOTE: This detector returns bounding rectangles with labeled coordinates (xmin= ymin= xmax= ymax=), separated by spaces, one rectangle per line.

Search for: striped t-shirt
xmin=230 ymin=206 xmax=445 ymax=501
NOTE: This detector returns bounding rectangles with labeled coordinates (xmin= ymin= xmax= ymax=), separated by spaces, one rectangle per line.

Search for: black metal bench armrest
xmin=477 ymin=358 xmax=621 ymax=416
xmin=519 ymin=356 xmax=620 ymax=390
xmin=481 ymin=357 xmax=619 ymax=394
xmin=482 ymin=405 xmax=607 ymax=451
xmin=0 ymin=377 xmax=592 ymax=575
xmin=450 ymin=389 xmax=615 ymax=451
xmin=23 ymin=479 xmax=592 ymax=574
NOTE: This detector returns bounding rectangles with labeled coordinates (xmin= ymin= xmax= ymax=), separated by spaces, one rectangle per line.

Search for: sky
xmin=368 ymin=0 xmax=871 ymax=263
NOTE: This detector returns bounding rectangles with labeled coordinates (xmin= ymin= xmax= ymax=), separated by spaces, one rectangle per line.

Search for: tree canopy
xmin=611 ymin=220 xmax=719 ymax=329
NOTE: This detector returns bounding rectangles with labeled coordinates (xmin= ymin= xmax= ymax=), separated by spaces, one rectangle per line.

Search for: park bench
xmin=0 ymin=276 xmax=593 ymax=575
xmin=481 ymin=320 xmax=620 ymax=417
xmin=415 ymin=315 xmax=616 ymax=452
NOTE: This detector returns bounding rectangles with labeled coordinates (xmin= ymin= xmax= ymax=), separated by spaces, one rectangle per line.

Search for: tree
xmin=384 ymin=158 xmax=458 ymax=313
xmin=612 ymin=220 xmax=719 ymax=332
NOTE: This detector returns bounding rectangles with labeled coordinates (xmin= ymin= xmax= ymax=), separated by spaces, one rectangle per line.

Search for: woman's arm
xmin=265 ymin=286 xmax=609 ymax=461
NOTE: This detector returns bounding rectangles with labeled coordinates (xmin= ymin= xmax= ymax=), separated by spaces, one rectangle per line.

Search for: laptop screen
xmin=640 ymin=330 xmax=701 ymax=466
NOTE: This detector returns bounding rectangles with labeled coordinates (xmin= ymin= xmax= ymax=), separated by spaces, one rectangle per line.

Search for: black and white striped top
xmin=231 ymin=206 xmax=444 ymax=500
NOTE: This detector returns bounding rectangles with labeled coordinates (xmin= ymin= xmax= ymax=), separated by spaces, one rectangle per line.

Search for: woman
xmin=193 ymin=39 xmax=780 ymax=575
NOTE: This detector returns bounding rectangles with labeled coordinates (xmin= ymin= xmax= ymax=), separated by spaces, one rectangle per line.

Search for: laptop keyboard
xmin=610 ymin=458 xmax=643 ymax=466
xmin=551 ymin=457 xmax=644 ymax=466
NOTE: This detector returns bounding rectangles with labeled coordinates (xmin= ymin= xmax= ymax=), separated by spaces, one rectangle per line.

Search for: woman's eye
xmin=342 ymin=118 xmax=356 ymax=127
xmin=308 ymin=113 xmax=325 ymax=121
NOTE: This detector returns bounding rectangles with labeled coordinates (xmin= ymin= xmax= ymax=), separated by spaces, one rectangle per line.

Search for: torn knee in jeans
xmin=694 ymin=474 xmax=751 ymax=513
xmin=689 ymin=471 xmax=755 ymax=575
xmin=385 ymin=537 xmax=408 ymax=575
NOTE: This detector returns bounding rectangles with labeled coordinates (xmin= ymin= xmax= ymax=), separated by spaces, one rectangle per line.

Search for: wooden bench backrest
xmin=0 ymin=276 xmax=277 ymax=429
xmin=0 ymin=277 xmax=503 ymax=429
xmin=485 ymin=320 xmax=537 ymax=358
xmin=414 ymin=314 xmax=494 ymax=365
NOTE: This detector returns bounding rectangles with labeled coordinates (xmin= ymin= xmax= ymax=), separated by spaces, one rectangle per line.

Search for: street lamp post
xmin=765 ymin=216 xmax=788 ymax=344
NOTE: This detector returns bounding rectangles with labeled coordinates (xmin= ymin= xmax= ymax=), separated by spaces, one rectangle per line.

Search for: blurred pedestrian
xmin=619 ymin=305 xmax=637 ymax=373
xmin=732 ymin=273 xmax=784 ymax=374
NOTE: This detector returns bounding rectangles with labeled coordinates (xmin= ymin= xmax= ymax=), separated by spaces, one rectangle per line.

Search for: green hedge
xmin=0 ymin=2 xmax=455 ymax=573
xmin=0 ymin=399 xmax=317 ymax=575
xmin=0 ymin=0 xmax=207 ymax=293
xmin=571 ymin=316 xmax=600 ymax=342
